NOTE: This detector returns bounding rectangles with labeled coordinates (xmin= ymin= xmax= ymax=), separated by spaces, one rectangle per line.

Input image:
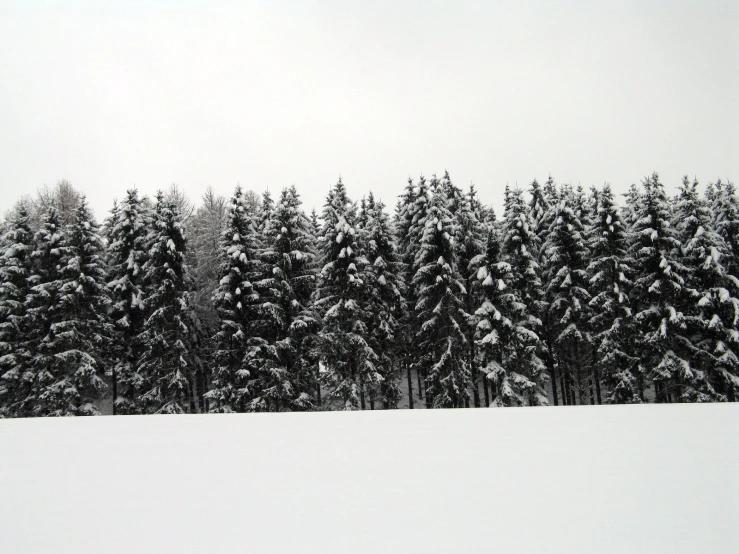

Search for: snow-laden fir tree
xmin=133 ymin=192 xmax=201 ymax=414
xmin=471 ymin=226 xmax=548 ymax=406
xmin=22 ymin=207 xmax=72 ymax=415
xmin=0 ymin=204 xmax=35 ymax=417
xmin=314 ymin=178 xmax=379 ymax=410
xmin=673 ymin=177 xmax=739 ymax=401
xmin=500 ymin=187 xmax=547 ymax=399
xmin=542 ymin=191 xmax=593 ymax=404
xmin=361 ymin=193 xmax=404 ymax=408
xmin=259 ymin=189 xmax=275 ymax=234
xmin=206 ymin=185 xmax=265 ymax=413
xmin=628 ymin=173 xmax=691 ymax=403
xmin=712 ymin=180 xmax=739 ymax=279
xmin=32 ymin=198 xmax=112 ymax=416
xmin=106 ymin=189 xmax=151 ymax=414
xmin=393 ymin=177 xmax=419 ymax=407
xmin=245 ymin=185 xmax=318 ymax=411
xmin=587 ymin=185 xmax=640 ymax=403
xmin=440 ymin=172 xmax=485 ymax=407
xmin=411 ymin=184 xmax=470 ymax=408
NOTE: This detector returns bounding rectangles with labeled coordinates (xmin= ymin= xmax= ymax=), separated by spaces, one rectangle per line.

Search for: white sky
xmin=0 ymin=1 xmax=737 ymax=220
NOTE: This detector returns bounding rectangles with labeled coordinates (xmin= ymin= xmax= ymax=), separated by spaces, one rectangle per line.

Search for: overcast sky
xmin=0 ymin=1 xmax=736 ymax=219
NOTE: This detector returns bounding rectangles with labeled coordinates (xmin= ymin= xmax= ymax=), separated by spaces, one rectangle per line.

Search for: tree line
xmin=1 ymin=171 xmax=737 ymax=416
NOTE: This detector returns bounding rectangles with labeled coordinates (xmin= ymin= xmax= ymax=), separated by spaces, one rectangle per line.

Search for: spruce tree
xmin=628 ymin=173 xmax=691 ymax=402
xmin=314 ymin=178 xmax=379 ymax=410
xmin=23 ymin=208 xmax=69 ymax=415
xmin=206 ymin=185 xmax=265 ymax=412
xmin=106 ymin=189 xmax=151 ymax=414
xmin=246 ymin=185 xmax=318 ymax=411
xmin=472 ymin=226 xmax=548 ymax=406
xmin=587 ymin=185 xmax=640 ymax=403
xmin=713 ymin=180 xmax=739 ymax=279
xmin=542 ymin=191 xmax=592 ymax=404
xmin=0 ymin=205 xmax=35 ymax=416
xmin=362 ymin=193 xmax=404 ymax=408
xmin=134 ymin=192 xmax=201 ymax=414
xmin=411 ymin=184 xmax=470 ymax=408
xmin=673 ymin=177 xmax=739 ymax=401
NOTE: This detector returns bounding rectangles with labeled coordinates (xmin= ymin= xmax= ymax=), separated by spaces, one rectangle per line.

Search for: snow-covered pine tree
xmin=259 ymin=189 xmax=275 ymax=234
xmin=500 ymin=187 xmax=547 ymax=401
xmin=362 ymin=193 xmax=404 ymax=409
xmin=394 ymin=177 xmax=418 ymax=407
xmin=133 ymin=192 xmax=201 ymax=414
xmin=542 ymin=190 xmax=592 ymax=404
xmin=712 ymin=180 xmax=739 ymax=279
xmin=408 ymin=175 xmax=434 ymax=404
xmin=673 ymin=176 xmax=739 ymax=401
xmin=21 ymin=207 xmax=69 ymax=415
xmin=28 ymin=198 xmax=111 ymax=416
xmin=440 ymin=172 xmax=485 ymax=407
xmin=411 ymin=184 xmax=470 ymax=408
xmin=628 ymin=173 xmax=691 ymax=403
xmin=245 ymin=185 xmax=318 ymax=411
xmin=587 ymin=184 xmax=640 ymax=403
xmin=471 ymin=225 xmax=548 ymax=406
xmin=206 ymin=185 xmax=265 ymax=412
xmin=313 ymin=178 xmax=379 ymax=410
xmin=0 ymin=205 xmax=35 ymax=417
xmin=106 ymin=189 xmax=150 ymax=414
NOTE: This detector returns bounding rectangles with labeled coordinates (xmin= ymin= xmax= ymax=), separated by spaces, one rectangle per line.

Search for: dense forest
xmin=1 ymin=171 xmax=738 ymax=416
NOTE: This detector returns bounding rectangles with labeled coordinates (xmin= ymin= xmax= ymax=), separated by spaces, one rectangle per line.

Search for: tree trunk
xmin=547 ymin=341 xmax=559 ymax=406
xmin=482 ymin=373 xmax=490 ymax=407
xmin=406 ymin=362 xmax=414 ymax=409
xmin=316 ymin=363 xmax=321 ymax=408
xmin=417 ymin=367 xmax=424 ymax=400
xmin=559 ymin=365 xmax=569 ymax=405
xmin=112 ymin=368 xmax=117 ymax=415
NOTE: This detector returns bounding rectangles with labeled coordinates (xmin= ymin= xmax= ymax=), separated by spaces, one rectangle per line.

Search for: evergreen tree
xmin=713 ymin=180 xmax=739 ymax=279
xmin=259 ymin=189 xmax=275 ymax=234
xmin=134 ymin=192 xmax=201 ymax=414
xmin=314 ymin=178 xmax=379 ymax=410
xmin=542 ymin=192 xmax=592 ymax=404
xmin=362 ymin=193 xmax=404 ymax=408
xmin=22 ymin=208 xmax=69 ymax=415
xmin=0 ymin=205 xmax=35 ymax=416
xmin=628 ymin=173 xmax=691 ymax=403
xmin=587 ymin=185 xmax=640 ymax=403
xmin=106 ymin=189 xmax=151 ymax=414
xmin=206 ymin=185 xmax=265 ymax=412
xmin=472 ymin=226 xmax=548 ymax=406
xmin=411 ymin=185 xmax=470 ymax=408
xmin=673 ymin=177 xmax=739 ymax=401
xmin=246 ymin=185 xmax=318 ymax=411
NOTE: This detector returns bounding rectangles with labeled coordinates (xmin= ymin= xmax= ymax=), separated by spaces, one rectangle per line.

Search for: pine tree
xmin=314 ymin=178 xmax=379 ymax=410
xmin=394 ymin=177 xmax=418 ymax=408
xmin=411 ymin=185 xmax=470 ymax=408
xmin=501 ymin=187 xmax=548 ymax=401
xmin=106 ymin=189 xmax=150 ymax=414
xmin=471 ymin=226 xmax=548 ymax=406
xmin=362 ymin=193 xmax=404 ymax=408
xmin=259 ymin=189 xmax=275 ymax=234
xmin=587 ymin=185 xmax=640 ymax=403
xmin=542 ymin=191 xmax=592 ymax=405
xmin=673 ymin=177 xmax=739 ymax=401
xmin=245 ymin=185 xmax=318 ymax=411
xmin=0 ymin=205 xmax=35 ymax=416
xmin=26 ymin=199 xmax=111 ymax=416
xmin=206 ymin=185 xmax=265 ymax=412
xmin=22 ymin=208 xmax=69 ymax=415
xmin=628 ymin=173 xmax=691 ymax=403
xmin=134 ymin=192 xmax=201 ymax=414
xmin=713 ymin=180 xmax=739 ymax=279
